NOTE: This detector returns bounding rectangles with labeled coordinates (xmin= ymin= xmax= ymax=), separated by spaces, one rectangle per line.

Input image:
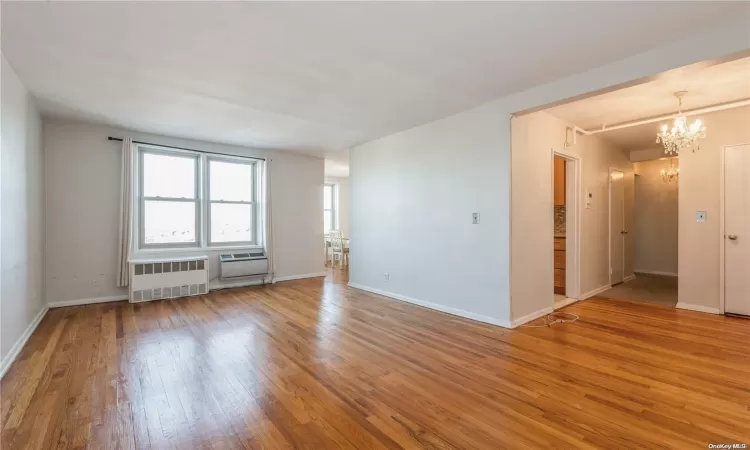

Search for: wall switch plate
xmin=586 ymin=191 xmax=592 ymax=208
xmin=384 ymin=273 xmax=389 ymax=282
xmin=472 ymin=213 xmax=480 ymax=224
xmin=696 ymin=211 xmax=707 ymax=222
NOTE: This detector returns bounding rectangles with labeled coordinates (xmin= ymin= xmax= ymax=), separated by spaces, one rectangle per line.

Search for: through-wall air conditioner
xmin=219 ymin=251 xmax=268 ymax=279
xmin=129 ymin=256 xmax=209 ymax=303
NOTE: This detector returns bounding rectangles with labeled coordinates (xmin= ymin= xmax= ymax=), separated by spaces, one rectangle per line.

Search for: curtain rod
xmin=108 ymin=137 xmax=266 ymax=161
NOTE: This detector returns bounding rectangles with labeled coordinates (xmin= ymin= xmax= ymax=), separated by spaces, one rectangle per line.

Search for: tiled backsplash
xmin=554 ymin=206 xmax=566 ymax=235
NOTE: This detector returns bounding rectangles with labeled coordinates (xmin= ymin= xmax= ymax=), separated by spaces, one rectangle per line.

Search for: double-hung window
xmin=137 ymin=145 xmax=261 ymax=250
xmin=140 ymin=150 xmax=200 ymax=247
xmin=323 ymin=183 xmax=336 ymax=234
xmin=207 ymin=157 xmax=256 ymax=246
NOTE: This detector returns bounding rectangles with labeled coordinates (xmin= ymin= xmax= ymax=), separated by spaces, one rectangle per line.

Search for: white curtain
xmin=116 ymin=138 xmax=135 ymax=287
xmin=263 ymin=158 xmax=276 ymax=282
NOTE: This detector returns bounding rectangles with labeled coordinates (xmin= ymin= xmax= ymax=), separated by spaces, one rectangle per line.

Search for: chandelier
xmin=660 ymin=158 xmax=679 ymax=184
xmin=656 ymin=91 xmax=707 ymax=155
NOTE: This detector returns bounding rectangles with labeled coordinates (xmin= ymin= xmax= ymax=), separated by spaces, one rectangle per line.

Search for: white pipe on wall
xmin=584 ymin=98 xmax=750 ymax=135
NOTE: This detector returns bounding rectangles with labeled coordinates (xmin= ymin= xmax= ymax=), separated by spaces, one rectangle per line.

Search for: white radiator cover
xmin=129 ymin=256 xmax=209 ymax=303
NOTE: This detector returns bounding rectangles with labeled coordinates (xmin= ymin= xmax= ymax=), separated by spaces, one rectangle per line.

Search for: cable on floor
xmin=521 ymin=311 xmax=579 ymax=328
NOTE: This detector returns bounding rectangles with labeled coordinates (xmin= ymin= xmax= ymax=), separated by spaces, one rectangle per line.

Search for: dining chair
xmin=329 ymin=230 xmax=349 ymax=268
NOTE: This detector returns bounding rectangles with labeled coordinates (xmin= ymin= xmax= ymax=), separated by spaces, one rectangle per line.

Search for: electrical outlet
xmin=384 ymin=273 xmax=389 ymax=282
xmin=472 ymin=213 xmax=480 ymax=224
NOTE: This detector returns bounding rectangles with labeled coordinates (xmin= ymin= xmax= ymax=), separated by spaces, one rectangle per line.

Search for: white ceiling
xmin=546 ymin=57 xmax=750 ymax=150
xmin=3 ymin=2 xmax=749 ymax=160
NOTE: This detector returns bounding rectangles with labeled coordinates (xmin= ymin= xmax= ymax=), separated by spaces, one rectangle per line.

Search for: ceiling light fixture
xmin=660 ymin=158 xmax=679 ymax=184
xmin=656 ymin=91 xmax=707 ymax=156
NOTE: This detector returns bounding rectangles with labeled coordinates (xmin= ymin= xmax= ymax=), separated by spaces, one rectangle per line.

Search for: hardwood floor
xmin=2 ymin=269 xmax=749 ymax=449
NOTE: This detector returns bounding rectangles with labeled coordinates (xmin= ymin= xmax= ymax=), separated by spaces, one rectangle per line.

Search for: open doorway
xmin=553 ymin=152 xmax=580 ymax=310
xmin=600 ymin=158 xmax=679 ymax=306
xmin=512 ymin=55 xmax=750 ymax=323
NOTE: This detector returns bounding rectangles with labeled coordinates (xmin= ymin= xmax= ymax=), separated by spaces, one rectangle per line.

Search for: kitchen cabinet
xmin=554 ymin=237 xmax=566 ymax=295
xmin=554 ymin=157 xmax=566 ymax=207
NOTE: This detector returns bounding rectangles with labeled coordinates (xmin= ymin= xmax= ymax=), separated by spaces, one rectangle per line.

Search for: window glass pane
xmin=144 ymin=200 xmax=196 ymax=244
xmin=324 ymin=211 xmax=332 ymax=234
xmin=143 ymin=152 xmax=195 ymax=198
xmin=324 ymin=185 xmax=333 ymax=209
xmin=211 ymin=203 xmax=253 ymax=243
xmin=210 ymin=160 xmax=253 ymax=202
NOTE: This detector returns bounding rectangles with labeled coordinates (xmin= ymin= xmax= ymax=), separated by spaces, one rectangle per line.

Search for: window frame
xmin=135 ymin=144 xmax=263 ymax=252
xmin=206 ymin=155 xmax=258 ymax=247
xmin=324 ymin=183 xmax=337 ymax=234
xmin=138 ymin=147 xmax=201 ymax=250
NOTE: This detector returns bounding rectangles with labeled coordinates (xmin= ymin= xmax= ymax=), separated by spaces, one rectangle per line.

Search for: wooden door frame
xmin=719 ymin=142 xmax=750 ymax=314
xmin=608 ymin=167 xmax=627 ymax=286
xmin=552 ymin=149 xmax=581 ymax=301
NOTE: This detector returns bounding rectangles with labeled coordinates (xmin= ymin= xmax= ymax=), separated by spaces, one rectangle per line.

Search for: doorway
xmin=609 ymin=169 xmax=626 ymax=285
xmin=553 ymin=151 xmax=580 ymax=310
xmin=722 ymin=143 xmax=750 ymax=317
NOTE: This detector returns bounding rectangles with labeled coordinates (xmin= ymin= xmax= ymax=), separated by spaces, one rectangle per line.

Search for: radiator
xmin=129 ymin=256 xmax=209 ymax=303
xmin=219 ymin=251 xmax=268 ymax=279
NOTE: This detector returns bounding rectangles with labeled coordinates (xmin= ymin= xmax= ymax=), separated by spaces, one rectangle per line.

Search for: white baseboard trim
xmin=635 ymin=270 xmax=678 ymax=277
xmin=0 ymin=306 xmax=48 ymax=379
xmin=554 ymin=297 xmax=579 ymax=310
xmin=676 ymin=302 xmax=721 ymax=315
xmin=273 ymin=272 xmax=327 ymax=283
xmin=581 ymin=284 xmax=611 ymax=300
xmin=510 ymin=306 xmax=554 ymax=328
xmin=348 ymin=282 xmax=512 ymax=329
xmin=48 ymin=295 xmax=128 ymax=308
xmin=623 ymin=275 xmax=636 ymax=283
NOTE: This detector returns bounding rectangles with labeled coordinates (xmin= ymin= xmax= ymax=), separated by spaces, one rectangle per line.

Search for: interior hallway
xmin=2 ymin=268 xmax=748 ymax=448
xmin=598 ymin=274 xmax=678 ymax=307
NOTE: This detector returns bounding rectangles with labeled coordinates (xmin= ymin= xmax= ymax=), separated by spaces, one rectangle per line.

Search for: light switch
xmin=696 ymin=211 xmax=707 ymax=222
xmin=472 ymin=213 xmax=480 ymax=224
xmin=586 ymin=191 xmax=593 ymax=208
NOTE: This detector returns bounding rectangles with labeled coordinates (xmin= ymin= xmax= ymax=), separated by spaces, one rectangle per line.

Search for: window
xmin=138 ymin=145 xmax=262 ymax=250
xmin=208 ymin=158 xmax=255 ymax=245
xmin=324 ymin=183 xmax=336 ymax=234
xmin=140 ymin=150 xmax=199 ymax=247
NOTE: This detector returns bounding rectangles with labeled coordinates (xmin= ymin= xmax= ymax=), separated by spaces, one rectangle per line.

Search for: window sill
xmin=133 ymin=244 xmax=263 ymax=258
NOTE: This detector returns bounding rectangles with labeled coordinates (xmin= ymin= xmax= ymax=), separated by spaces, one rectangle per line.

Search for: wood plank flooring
xmin=2 ymin=269 xmax=749 ymax=449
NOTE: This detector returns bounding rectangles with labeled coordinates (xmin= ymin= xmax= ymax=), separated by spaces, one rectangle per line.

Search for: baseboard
xmin=623 ymin=274 xmax=636 ymax=283
xmin=510 ymin=306 xmax=554 ymax=328
xmin=635 ymin=270 xmax=678 ymax=277
xmin=0 ymin=306 xmax=48 ymax=379
xmin=554 ymin=297 xmax=579 ymax=310
xmin=273 ymin=272 xmax=327 ymax=283
xmin=676 ymin=302 xmax=721 ymax=315
xmin=348 ymin=282 xmax=512 ymax=328
xmin=581 ymin=284 xmax=611 ymax=300
xmin=48 ymin=295 xmax=128 ymax=308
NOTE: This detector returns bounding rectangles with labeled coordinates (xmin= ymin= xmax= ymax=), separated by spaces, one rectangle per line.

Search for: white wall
xmin=43 ymin=119 xmax=324 ymax=305
xmin=1 ymin=55 xmax=45 ymax=363
xmin=634 ymin=159 xmax=679 ymax=276
xmin=350 ymin=106 xmax=511 ymax=325
xmin=678 ymin=105 xmax=750 ymax=310
xmin=511 ymin=111 xmax=634 ymax=320
xmin=325 ymin=176 xmax=350 ymax=237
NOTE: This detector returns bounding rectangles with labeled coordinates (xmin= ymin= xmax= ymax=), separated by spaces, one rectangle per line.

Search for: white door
xmin=725 ymin=144 xmax=750 ymax=316
xmin=610 ymin=170 xmax=625 ymax=285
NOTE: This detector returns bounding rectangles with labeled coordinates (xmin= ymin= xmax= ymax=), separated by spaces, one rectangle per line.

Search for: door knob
xmin=728 ymin=234 xmax=738 ymax=241
xmin=621 ymin=230 xmax=628 ymax=235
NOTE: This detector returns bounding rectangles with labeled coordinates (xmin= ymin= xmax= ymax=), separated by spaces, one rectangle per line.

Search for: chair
xmin=329 ymin=230 xmax=349 ymax=268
